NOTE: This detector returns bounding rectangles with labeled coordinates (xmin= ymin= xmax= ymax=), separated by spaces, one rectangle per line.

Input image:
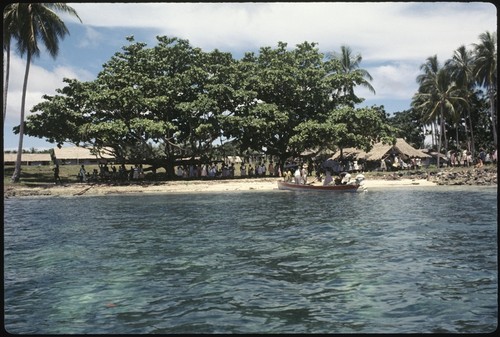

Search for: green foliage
xmin=411 ymin=30 xmax=497 ymax=155
xmin=290 ymin=105 xmax=395 ymax=154
xmin=21 ymin=36 xmax=388 ymax=173
xmin=388 ymin=109 xmax=426 ymax=148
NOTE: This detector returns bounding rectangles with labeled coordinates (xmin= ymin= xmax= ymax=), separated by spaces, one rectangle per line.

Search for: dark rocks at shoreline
xmin=429 ymin=167 xmax=497 ymax=186
xmin=375 ymin=166 xmax=497 ymax=186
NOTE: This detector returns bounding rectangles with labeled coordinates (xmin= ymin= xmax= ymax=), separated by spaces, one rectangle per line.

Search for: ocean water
xmin=3 ymin=186 xmax=498 ymax=334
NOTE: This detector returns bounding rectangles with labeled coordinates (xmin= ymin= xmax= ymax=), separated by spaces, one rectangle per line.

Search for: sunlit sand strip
xmin=5 ymin=178 xmax=439 ymax=198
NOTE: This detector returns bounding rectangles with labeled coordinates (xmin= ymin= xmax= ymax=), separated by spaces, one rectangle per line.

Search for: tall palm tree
xmin=473 ymin=31 xmax=497 ymax=146
xmin=445 ymin=45 xmax=475 ymax=155
xmin=10 ymin=3 xmax=81 ymax=182
xmin=414 ymin=57 xmax=467 ymax=168
xmin=3 ymin=4 xmax=18 ymax=123
xmin=329 ymin=45 xmax=375 ymax=106
xmin=416 ymin=55 xmax=440 ymax=147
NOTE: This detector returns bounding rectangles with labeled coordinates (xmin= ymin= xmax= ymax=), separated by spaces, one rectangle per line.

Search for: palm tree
xmin=473 ymin=31 xmax=497 ymax=146
xmin=329 ymin=45 xmax=375 ymax=106
xmin=3 ymin=4 xmax=18 ymax=123
xmin=416 ymin=55 xmax=440 ymax=147
xmin=445 ymin=45 xmax=475 ymax=155
xmin=414 ymin=56 xmax=467 ymax=168
xmin=10 ymin=3 xmax=81 ymax=182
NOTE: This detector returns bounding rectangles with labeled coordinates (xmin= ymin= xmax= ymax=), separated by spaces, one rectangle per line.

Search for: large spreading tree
xmin=24 ymin=36 xmax=239 ymax=176
xmin=21 ymin=37 xmax=392 ymax=176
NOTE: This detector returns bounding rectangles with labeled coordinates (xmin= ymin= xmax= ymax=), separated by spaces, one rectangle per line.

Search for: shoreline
xmin=3 ymin=177 xmax=446 ymax=198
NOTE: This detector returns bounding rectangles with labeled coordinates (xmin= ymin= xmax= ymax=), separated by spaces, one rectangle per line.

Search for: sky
xmin=2 ymin=2 xmax=497 ymax=151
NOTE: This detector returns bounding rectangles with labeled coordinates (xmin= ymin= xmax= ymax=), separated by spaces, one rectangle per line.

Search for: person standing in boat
xmin=340 ymin=172 xmax=351 ymax=184
xmin=323 ymin=168 xmax=333 ymax=186
xmin=294 ymin=166 xmax=301 ymax=184
xmin=301 ymin=164 xmax=308 ymax=184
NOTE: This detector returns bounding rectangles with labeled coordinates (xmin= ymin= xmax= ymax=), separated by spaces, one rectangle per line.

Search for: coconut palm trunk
xmin=3 ymin=41 xmax=10 ymax=123
xmin=489 ymin=90 xmax=497 ymax=146
xmin=437 ymin=106 xmax=445 ymax=169
xmin=8 ymin=3 xmax=81 ymax=183
xmin=467 ymin=107 xmax=475 ymax=156
xmin=11 ymin=52 xmax=31 ymax=182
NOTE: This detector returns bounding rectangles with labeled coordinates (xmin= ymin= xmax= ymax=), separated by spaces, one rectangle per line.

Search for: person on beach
xmin=53 ymin=164 xmax=62 ymax=184
xmin=78 ymin=165 xmax=87 ymax=183
xmin=260 ymin=163 xmax=266 ymax=176
xmin=380 ymin=157 xmax=387 ymax=171
xmin=462 ymin=149 xmax=468 ymax=166
xmin=201 ymin=164 xmax=208 ymax=177
xmin=479 ymin=148 xmax=486 ymax=164
xmin=466 ymin=151 xmax=473 ymax=167
xmin=475 ymin=155 xmax=484 ymax=168
xmin=268 ymin=162 xmax=274 ymax=176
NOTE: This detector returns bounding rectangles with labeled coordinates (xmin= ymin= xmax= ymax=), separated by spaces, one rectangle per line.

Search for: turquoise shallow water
xmin=3 ymin=186 xmax=498 ymax=333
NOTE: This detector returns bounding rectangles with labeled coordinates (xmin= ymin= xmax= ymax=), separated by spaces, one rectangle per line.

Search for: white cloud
xmin=69 ymin=2 xmax=496 ymax=60
xmin=367 ymin=61 xmax=422 ymax=100
xmin=4 ymin=55 xmax=93 ymax=125
xmin=77 ymin=26 xmax=104 ymax=49
xmin=5 ymin=2 xmax=497 ymax=149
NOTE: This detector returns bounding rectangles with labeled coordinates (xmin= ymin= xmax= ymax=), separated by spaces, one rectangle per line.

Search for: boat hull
xmin=277 ymin=181 xmax=360 ymax=192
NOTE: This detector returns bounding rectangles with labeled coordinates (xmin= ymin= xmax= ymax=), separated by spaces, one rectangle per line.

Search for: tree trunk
xmin=442 ymin=109 xmax=448 ymax=154
xmin=437 ymin=106 xmax=445 ymax=169
xmin=432 ymin=120 xmax=438 ymax=148
xmin=11 ymin=53 xmax=31 ymax=183
xmin=3 ymin=42 xmax=10 ymax=123
xmin=467 ymin=107 xmax=475 ymax=157
xmin=489 ymin=90 xmax=497 ymax=146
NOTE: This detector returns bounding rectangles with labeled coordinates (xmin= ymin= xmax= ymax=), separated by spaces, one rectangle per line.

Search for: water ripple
xmin=4 ymin=188 xmax=497 ymax=333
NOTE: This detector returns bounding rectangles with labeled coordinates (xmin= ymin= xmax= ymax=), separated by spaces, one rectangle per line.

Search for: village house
xmin=4 ymin=153 xmax=52 ymax=166
xmin=329 ymin=138 xmax=430 ymax=171
xmin=52 ymin=146 xmax=115 ymax=165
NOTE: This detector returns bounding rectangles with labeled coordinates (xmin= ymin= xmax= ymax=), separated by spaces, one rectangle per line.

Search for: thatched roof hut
xmin=331 ymin=138 xmax=430 ymax=162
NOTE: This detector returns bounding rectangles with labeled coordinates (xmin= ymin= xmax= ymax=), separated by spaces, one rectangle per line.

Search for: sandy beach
xmin=4 ymin=177 xmax=439 ymax=198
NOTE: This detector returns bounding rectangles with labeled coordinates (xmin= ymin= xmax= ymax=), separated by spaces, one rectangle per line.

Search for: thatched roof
xmin=330 ymin=147 xmax=367 ymax=160
xmin=53 ymin=146 xmax=115 ymax=160
xmin=330 ymin=138 xmax=430 ymax=161
xmin=300 ymin=148 xmax=335 ymax=157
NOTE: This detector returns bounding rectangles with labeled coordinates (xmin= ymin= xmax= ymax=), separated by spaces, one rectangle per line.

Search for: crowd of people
xmin=281 ymin=162 xmax=364 ymax=186
xmin=447 ymin=147 xmax=497 ymax=168
xmin=76 ymin=163 xmax=147 ymax=183
xmin=67 ymin=147 xmax=496 ymax=184
xmin=379 ymin=154 xmax=423 ymax=171
xmin=175 ymin=161 xmax=282 ymax=179
xmin=73 ymin=161 xmax=284 ymax=183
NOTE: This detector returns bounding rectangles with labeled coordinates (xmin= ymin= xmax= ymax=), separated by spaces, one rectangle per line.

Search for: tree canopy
xmin=21 ymin=36 xmax=391 ymax=176
xmin=411 ymin=30 xmax=497 ymax=162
